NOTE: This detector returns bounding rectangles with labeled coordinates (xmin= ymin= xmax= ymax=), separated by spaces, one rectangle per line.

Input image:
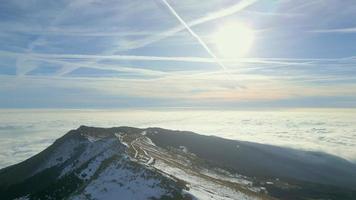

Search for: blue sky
xmin=1 ymin=0 xmax=356 ymax=108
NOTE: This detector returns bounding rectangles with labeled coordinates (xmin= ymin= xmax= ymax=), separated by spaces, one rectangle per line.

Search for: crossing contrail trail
xmin=160 ymin=0 xmax=249 ymax=88
xmin=127 ymin=0 xmax=258 ymax=50
xmin=160 ymin=0 xmax=228 ymax=72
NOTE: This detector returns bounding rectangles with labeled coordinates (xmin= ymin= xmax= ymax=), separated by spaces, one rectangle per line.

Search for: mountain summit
xmin=1 ymin=126 xmax=356 ymax=200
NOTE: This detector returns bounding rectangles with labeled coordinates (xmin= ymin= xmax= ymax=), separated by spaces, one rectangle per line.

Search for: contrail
xmin=160 ymin=0 xmax=228 ymax=73
xmin=311 ymin=27 xmax=356 ymax=33
xmin=3 ymin=50 xmax=320 ymax=66
xmin=126 ymin=0 xmax=258 ymax=50
xmin=52 ymin=0 xmax=258 ymax=77
xmin=160 ymin=0 xmax=248 ymax=89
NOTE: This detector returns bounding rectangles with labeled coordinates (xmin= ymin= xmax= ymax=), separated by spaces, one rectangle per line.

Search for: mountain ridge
xmin=1 ymin=126 xmax=356 ymax=200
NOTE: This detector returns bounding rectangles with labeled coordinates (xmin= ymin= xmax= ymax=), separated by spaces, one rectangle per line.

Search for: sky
xmin=1 ymin=0 xmax=356 ymax=109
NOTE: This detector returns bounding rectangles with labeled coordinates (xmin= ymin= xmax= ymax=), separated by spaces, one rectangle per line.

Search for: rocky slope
xmin=0 ymin=126 xmax=355 ymax=200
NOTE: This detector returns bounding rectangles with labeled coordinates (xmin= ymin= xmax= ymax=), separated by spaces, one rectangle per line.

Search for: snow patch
xmin=34 ymin=138 xmax=81 ymax=175
xmin=86 ymin=135 xmax=100 ymax=143
xmin=154 ymin=160 xmax=259 ymax=200
xmin=179 ymin=146 xmax=188 ymax=153
xmin=115 ymin=132 xmax=129 ymax=147
xmin=146 ymin=156 xmax=154 ymax=165
xmin=14 ymin=195 xmax=30 ymax=200
xmin=77 ymin=150 xmax=116 ymax=181
xmin=70 ymin=159 xmax=175 ymax=200
xmin=60 ymin=138 xmax=122 ymax=177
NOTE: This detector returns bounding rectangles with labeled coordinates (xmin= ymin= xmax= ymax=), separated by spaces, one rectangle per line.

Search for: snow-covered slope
xmin=0 ymin=126 xmax=264 ymax=200
xmin=0 ymin=127 xmax=191 ymax=200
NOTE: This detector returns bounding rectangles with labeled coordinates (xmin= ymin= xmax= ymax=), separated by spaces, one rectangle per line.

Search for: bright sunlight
xmin=213 ymin=22 xmax=255 ymax=58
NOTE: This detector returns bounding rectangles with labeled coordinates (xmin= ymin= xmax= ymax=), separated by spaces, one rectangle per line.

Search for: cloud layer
xmin=1 ymin=109 xmax=356 ymax=168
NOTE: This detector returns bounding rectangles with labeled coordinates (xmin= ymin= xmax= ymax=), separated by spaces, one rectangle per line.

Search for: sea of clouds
xmin=1 ymin=109 xmax=356 ymax=168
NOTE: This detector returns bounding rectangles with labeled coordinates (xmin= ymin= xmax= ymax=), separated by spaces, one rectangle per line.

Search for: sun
xmin=212 ymin=22 xmax=255 ymax=58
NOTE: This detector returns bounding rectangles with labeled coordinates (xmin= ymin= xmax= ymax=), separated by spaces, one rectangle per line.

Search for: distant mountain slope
xmin=145 ymin=127 xmax=356 ymax=188
xmin=0 ymin=126 xmax=355 ymax=200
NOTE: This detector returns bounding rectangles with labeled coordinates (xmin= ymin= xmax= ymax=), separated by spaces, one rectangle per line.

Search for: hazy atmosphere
xmin=1 ymin=0 xmax=356 ymax=199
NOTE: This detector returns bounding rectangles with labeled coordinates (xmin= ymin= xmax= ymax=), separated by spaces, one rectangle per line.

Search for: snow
xmin=14 ymin=196 xmax=30 ymax=200
xmin=70 ymin=158 xmax=174 ymax=200
xmin=143 ymin=136 xmax=156 ymax=146
xmin=60 ymin=137 xmax=122 ymax=177
xmin=34 ymin=138 xmax=81 ymax=175
xmin=34 ymin=134 xmax=122 ymax=176
xmin=86 ymin=135 xmax=100 ymax=142
xmin=179 ymin=146 xmax=188 ymax=153
xmin=146 ymin=156 xmax=154 ymax=165
xmin=154 ymin=160 xmax=259 ymax=200
xmin=114 ymin=132 xmax=129 ymax=147
xmin=29 ymin=134 xmax=185 ymax=200
xmin=200 ymin=168 xmax=252 ymax=187
xmin=77 ymin=149 xmax=116 ymax=181
xmin=132 ymin=138 xmax=139 ymax=159
xmin=17 ymin=129 xmax=261 ymax=200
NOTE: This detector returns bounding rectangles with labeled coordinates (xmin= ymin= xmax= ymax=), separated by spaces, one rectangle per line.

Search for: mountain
xmin=0 ymin=126 xmax=355 ymax=200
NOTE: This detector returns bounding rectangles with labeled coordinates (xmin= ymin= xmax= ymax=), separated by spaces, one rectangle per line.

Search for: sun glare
xmin=213 ymin=22 xmax=254 ymax=58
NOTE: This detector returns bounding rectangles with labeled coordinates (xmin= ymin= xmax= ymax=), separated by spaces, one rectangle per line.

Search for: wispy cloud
xmin=8 ymin=50 xmax=350 ymax=66
xmin=311 ymin=27 xmax=356 ymax=33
